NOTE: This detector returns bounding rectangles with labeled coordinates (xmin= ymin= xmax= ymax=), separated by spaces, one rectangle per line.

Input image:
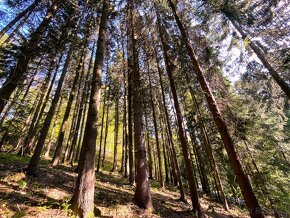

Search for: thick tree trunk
xmin=0 ymin=0 xmax=41 ymax=39
xmin=168 ymin=1 xmax=264 ymax=217
xmin=70 ymin=1 xmax=108 ymax=216
xmin=0 ymin=0 xmax=61 ymax=113
xmin=130 ymin=0 xmax=152 ymax=210
xmin=26 ymin=44 xmax=74 ymax=175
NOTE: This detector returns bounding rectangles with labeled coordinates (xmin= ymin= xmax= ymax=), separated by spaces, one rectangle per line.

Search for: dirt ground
xmin=0 ymin=152 xmax=251 ymax=218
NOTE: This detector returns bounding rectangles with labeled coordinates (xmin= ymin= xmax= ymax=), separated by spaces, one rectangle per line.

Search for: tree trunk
xmin=70 ymin=1 xmax=108 ymax=216
xmin=51 ymin=46 xmax=87 ymax=166
xmin=19 ymin=56 xmax=59 ymax=155
xmin=44 ymin=96 xmax=63 ymax=158
xmin=26 ymin=43 xmax=74 ymax=175
xmin=154 ymin=46 xmax=185 ymax=201
xmin=112 ymin=97 xmax=119 ymax=172
xmin=157 ymin=9 xmax=202 ymax=216
xmin=0 ymin=0 xmax=61 ymax=113
xmin=0 ymin=0 xmax=40 ymax=39
xmin=167 ymin=1 xmax=264 ymax=217
xmin=129 ymin=0 xmax=152 ymax=210
xmin=147 ymin=69 xmax=164 ymax=187
xmin=72 ymin=41 xmax=95 ymax=165
xmin=144 ymin=112 xmax=153 ymax=180
xmin=1 ymin=8 xmax=34 ymax=47
xmin=97 ymin=86 xmax=109 ymax=172
xmin=228 ymin=17 xmax=290 ymax=99
xmin=101 ymin=94 xmax=110 ymax=167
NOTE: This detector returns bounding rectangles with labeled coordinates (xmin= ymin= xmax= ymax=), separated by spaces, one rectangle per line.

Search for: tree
xmin=166 ymin=1 xmax=264 ymax=217
xmin=70 ymin=0 xmax=109 ymax=216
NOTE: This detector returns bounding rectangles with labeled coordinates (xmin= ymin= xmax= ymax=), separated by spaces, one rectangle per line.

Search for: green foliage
xmin=17 ymin=179 xmax=27 ymax=190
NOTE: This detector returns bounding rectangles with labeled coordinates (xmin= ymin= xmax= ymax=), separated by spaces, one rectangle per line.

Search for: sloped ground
xmin=0 ymin=152 xmax=250 ymax=217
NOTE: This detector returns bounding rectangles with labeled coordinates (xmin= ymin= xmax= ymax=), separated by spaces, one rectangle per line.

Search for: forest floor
xmin=0 ymin=152 xmax=251 ymax=218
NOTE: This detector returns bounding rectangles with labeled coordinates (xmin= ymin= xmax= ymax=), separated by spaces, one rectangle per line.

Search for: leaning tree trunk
xmin=0 ymin=0 xmax=61 ymax=113
xmin=167 ymin=1 xmax=264 ymax=217
xmin=1 ymin=8 xmax=34 ymax=47
xmin=70 ymin=1 xmax=108 ymax=217
xmin=156 ymin=10 xmax=202 ymax=216
xmin=18 ymin=55 xmax=62 ymax=155
xmin=227 ymin=17 xmax=290 ymax=99
xmin=0 ymin=0 xmax=41 ymax=39
xmin=51 ymin=44 xmax=87 ymax=166
xmin=26 ymin=43 xmax=74 ymax=175
xmin=154 ymin=46 xmax=185 ymax=201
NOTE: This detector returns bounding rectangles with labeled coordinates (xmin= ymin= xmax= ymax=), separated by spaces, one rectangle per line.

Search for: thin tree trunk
xmin=147 ymin=70 xmax=164 ymax=187
xmin=156 ymin=9 xmax=202 ymax=215
xmin=51 ymin=45 xmax=87 ymax=166
xmin=127 ymin=39 xmax=135 ymax=185
xmin=96 ymin=86 xmax=109 ymax=172
xmin=112 ymin=97 xmax=119 ymax=172
xmin=44 ymin=95 xmax=63 ymax=158
xmin=154 ymin=46 xmax=185 ymax=201
xmin=228 ymin=18 xmax=290 ymax=98
xmin=167 ymin=1 xmax=264 ymax=217
xmin=72 ymin=41 xmax=95 ymax=165
xmin=0 ymin=0 xmax=41 ymax=39
xmin=18 ymin=55 xmax=62 ymax=155
xmin=70 ymin=1 xmax=108 ymax=216
xmin=26 ymin=43 xmax=74 ymax=175
xmin=146 ymin=115 xmax=154 ymax=181
xmin=0 ymin=0 xmax=61 ymax=113
xmin=101 ymin=94 xmax=110 ymax=167
xmin=1 ymin=8 xmax=34 ymax=47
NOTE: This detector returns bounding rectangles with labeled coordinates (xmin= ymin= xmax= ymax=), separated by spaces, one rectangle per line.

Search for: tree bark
xmin=70 ymin=1 xmax=108 ymax=216
xmin=129 ymin=0 xmax=153 ymax=210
